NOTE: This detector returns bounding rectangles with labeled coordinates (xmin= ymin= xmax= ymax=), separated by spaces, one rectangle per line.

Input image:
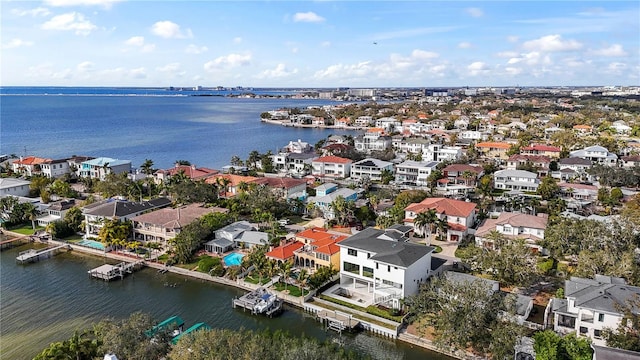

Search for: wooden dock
xmin=317 ymin=310 xmax=360 ymax=334
xmin=88 ymin=261 xmax=145 ymax=281
xmin=16 ymin=244 xmax=70 ymax=264
xmin=233 ymin=287 xmax=284 ymax=317
xmin=1 ymin=235 xmax=33 ymax=250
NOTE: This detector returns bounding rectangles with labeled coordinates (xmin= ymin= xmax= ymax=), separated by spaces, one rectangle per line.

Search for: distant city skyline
xmin=1 ymin=1 xmax=638 ymax=87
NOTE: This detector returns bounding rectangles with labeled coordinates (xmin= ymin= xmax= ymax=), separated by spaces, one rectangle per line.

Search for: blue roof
xmin=171 ymin=322 xmax=211 ymax=344
xmin=82 ymin=157 xmax=131 ymax=167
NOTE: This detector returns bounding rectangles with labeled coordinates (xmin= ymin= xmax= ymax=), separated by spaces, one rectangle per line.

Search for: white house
xmin=311 ymin=156 xmax=352 ymax=179
xmin=205 ymin=220 xmax=269 ymax=253
xmin=12 ymin=156 xmax=51 ymax=177
xmin=475 ymin=212 xmax=548 ymax=252
xmin=394 ymin=160 xmax=439 ymax=186
xmin=337 ymin=227 xmax=435 ymax=309
xmin=493 ymin=169 xmax=540 ymax=192
xmin=37 ymin=199 xmax=76 ymax=227
xmin=422 ymin=144 xmax=463 ymax=162
xmin=350 ymin=158 xmax=394 ymax=181
xmin=0 ymin=178 xmax=31 ymax=197
xmin=549 ymin=275 xmax=640 ymax=347
xmin=354 ymin=130 xmax=392 ymax=153
xmin=570 ymin=145 xmax=618 ymax=166
xmin=40 ymin=159 xmax=71 ymax=179
xmin=375 ymin=117 xmax=401 ymax=133
xmin=282 ymin=139 xmax=313 ymax=154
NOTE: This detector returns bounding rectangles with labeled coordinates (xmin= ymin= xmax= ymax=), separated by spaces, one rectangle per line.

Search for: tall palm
xmin=24 ymin=203 xmax=39 ymax=231
xmin=140 ymin=159 xmax=155 ymax=198
xmin=413 ymin=209 xmax=438 ymax=244
xmin=280 ymin=260 xmax=293 ymax=292
xmin=436 ymin=218 xmax=450 ymax=242
xmin=297 ymin=268 xmax=309 ymax=298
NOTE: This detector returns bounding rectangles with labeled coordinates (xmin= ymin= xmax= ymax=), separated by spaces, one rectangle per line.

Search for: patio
xmin=323 ymin=283 xmax=374 ymax=307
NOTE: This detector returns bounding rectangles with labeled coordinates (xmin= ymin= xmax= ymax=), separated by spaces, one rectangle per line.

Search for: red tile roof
xmin=313 ymin=156 xmax=352 ymax=164
xmin=475 ymin=142 xmax=511 ymax=150
xmin=266 ymin=241 xmax=304 ymax=260
xmin=508 ymin=154 xmax=551 ymax=163
xmin=13 ymin=156 xmax=51 ymax=165
xmin=157 ymin=165 xmax=218 ymax=180
xmin=405 ymin=197 xmax=477 ymax=218
xmin=521 ymin=144 xmax=561 ymax=152
xmin=442 ymin=164 xmax=483 ymax=173
xmin=253 ymin=177 xmax=307 ymax=189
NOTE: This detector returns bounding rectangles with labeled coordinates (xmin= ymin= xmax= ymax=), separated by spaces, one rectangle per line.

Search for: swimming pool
xmin=77 ymin=239 xmax=105 ymax=251
xmin=223 ymin=252 xmax=244 ymax=267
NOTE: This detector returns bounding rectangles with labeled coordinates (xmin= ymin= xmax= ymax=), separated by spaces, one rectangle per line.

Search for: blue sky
xmin=1 ymin=1 xmax=638 ymax=87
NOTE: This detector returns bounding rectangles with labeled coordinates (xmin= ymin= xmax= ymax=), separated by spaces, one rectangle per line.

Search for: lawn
xmin=175 ymin=254 xmax=209 ymax=271
xmin=272 ymin=281 xmax=308 ymax=297
xmin=244 ymin=274 xmax=269 ymax=285
xmin=8 ymin=223 xmax=43 ymax=235
xmin=311 ymin=299 xmax=399 ymax=330
xmin=62 ymin=234 xmax=84 ymax=241
xmin=318 ymin=294 xmax=404 ymax=323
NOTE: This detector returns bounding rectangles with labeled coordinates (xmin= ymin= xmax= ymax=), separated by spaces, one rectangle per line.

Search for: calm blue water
xmin=0 ymin=87 xmax=354 ymax=170
xmin=223 ymin=252 xmax=245 ymax=267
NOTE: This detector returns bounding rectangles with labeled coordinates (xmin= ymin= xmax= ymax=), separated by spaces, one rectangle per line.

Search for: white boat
xmin=253 ymin=293 xmax=276 ymax=313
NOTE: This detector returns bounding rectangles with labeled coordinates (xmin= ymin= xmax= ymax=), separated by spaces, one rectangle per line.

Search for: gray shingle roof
xmin=338 ymin=227 xmax=434 ymax=267
xmin=565 ymin=276 xmax=640 ymax=315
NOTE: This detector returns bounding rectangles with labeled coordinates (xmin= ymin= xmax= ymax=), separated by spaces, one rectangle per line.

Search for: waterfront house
xmin=336 ymin=227 xmax=435 ymax=309
xmin=570 ymin=145 xmax=618 ymax=166
xmin=205 ymin=221 xmax=268 ymax=253
xmin=37 ymin=199 xmax=76 ymax=227
xmin=0 ymin=178 xmax=31 ymax=197
xmin=350 ymin=158 xmax=394 ymax=182
xmin=272 ymin=152 xmax=317 ymax=176
xmin=282 ymin=139 xmax=313 ymax=154
xmin=67 ymin=156 xmax=94 ymax=177
xmin=154 ymin=163 xmax=218 ymax=184
xmin=474 ymin=212 xmax=548 ymax=252
xmin=493 ymin=169 xmax=540 ymax=192
xmin=40 ymin=158 xmax=71 ymax=179
xmin=132 ymin=203 xmax=228 ymax=245
xmin=253 ymin=176 xmax=308 ymax=200
xmin=375 ymin=117 xmax=401 ymax=133
xmin=548 ymin=275 xmax=640 ymax=347
xmin=205 ymin=174 xmax=261 ymax=198
xmin=82 ymin=197 xmax=172 ymax=238
xmin=266 ymin=240 xmax=304 ymax=264
xmin=12 ymin=156 xmax=51 ymax=177
xmin=293 ymin=227 xmax=348 ymax=271
xmin=79 ymin=157 xmax=132 ymax=181
xmin=404 ymin=197 xmax=477 ymax=242
xmin=311 ymin=156 xmax=352 ymax=179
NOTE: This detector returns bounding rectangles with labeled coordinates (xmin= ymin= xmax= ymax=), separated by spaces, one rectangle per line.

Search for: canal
xmin=0 ymin=244 xmax=451 ymax=359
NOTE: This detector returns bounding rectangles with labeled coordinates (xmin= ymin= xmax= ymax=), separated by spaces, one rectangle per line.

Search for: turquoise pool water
xmin=77 ymin=239 xmax=105 ymax=250
xmin=223 ymin=252 xmax=244 ymax=267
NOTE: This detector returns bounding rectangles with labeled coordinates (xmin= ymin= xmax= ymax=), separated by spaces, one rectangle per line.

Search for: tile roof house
xmin=506 ymin=154 xmax=551 ymax=177
xmin=132 ymin=203 xmax=228 ymax=244
xmin=350 ymin=158 xmax=394 ymax=181
xmin=252 ymin=176 xmax=308 ymax=200
xmin=293 ymin=227 xmax=348 ymax=271
xmin=520 ymin=144 xmax=562 ymax=158
xmin=205 ymin=174 xmax=261 ymax=198
xmin=155 ymin=163 xmax=219 ymax=184
xmin=12 ymin=156 xmax=52 ymax=176
xmin=337 ymin=227 xmax=436 ymax=309
xmin=82 ymin=197 xmax=172 ymax=238
xmin=404 ymin=197 xmax=477 ymax=242
xmin=475 ymin=212 xmax=548 ymax=252
xmin=475 ymin=142 xmax=512 ymax=160
xmin=311 ymin=156 xmax=352 ymax=179
xmin=266 ymin=240 xmax=304 ymax=263
xmin=548 ymin=275 xmax=640 ymax=347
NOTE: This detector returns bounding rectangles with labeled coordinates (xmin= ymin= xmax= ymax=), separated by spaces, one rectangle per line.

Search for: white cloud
xmin=26 ymin=63 xmax=72 ymax=80
xmin=258 ymin=64 xmax=298 ymax=79
xmin=44 ymin=0 xmax=121 ymax=8
xmin=590 ymin=44 xmax=627 ymax=57
xmin=465 ymin=7 xmax=484 ymax=18
xmin=504 ymin=67 xmax=522 ymax=76
xmin=410 ymin=49 xmax=439 ymax=60
xmin=11 ymin=7 xmax=50 ymax=17
xmin=151 ymin=21 xmax=193 ymax=39
xmin=321 ymin=41 xmax=331 ymax=47
xmin=429 ymin=64 xmax=449 ymax=77
xmin=293 ymin=12 xmax=325 ymax=23
xmin=522 ymin=34 xmax=582 ymax=52
xmin=507 ymin=35 xmax=519 ymax=43
xmin=129 ymin=67 xmax=147 ymax=79
xmin=314 ymin=62 xmax=374 ymax=80
xmin=507 ymin=52 xmax=552 ymax=66
xmin=606 ymin=62 xmax=627 ymax=75
xmin=2 ymin=38 xmax=34 ymax=49
xmin=125 ymin=36 xmax=145 ymax=47
xmin=458 ymin=42 xmax=472 ymax=49
xmin=233 ymin=37 xmax=243 ymax=44
xmin=467 ymin=61 xmax=490 ymax=76
xmin=204 ymin=53 xmax=252 ymax=71
xmin=124 ymin=36 xmax=155 ymax=53
xmin=497 ymin=51 xmax=519 ymax=58
xmin=41 ymin=12 xmax=97 ymax=35
xmin=76 ymin=61 xmax=94 ymax=72
xmin=156 ymin=63 xmax=181 ymax=72
xmin=185 ymin=44 xmax=208 ymax=54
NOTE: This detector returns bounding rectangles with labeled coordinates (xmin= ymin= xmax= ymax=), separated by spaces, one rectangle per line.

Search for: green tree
xmin=603 ymin=294 xmax=640 ymax=351
xmin=34 ymin=330 xmax=100 ymax=360
xmin=413 ymin=209 xmax=438 ymax=243
xmin=379 ymin=169 xmax=394 ymax=185
xmin=95 ymin=312 xmax=171 ymax=360
xmin=64 ymin=207 xmax=84 ymax=233
xmin=537 ymin=176 xmax=560 ymax=200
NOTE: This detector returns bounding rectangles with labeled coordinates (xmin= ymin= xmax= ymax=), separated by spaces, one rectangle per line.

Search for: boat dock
xmin=16 ymin=244 xmax=70 ymax=264
xmin=232 ymin=287 xmax=284 ymax=317
xmin=88 ymin=261 xmax=145 ymax=281
xmin=317 ymin=310 xmax=360 ymax=334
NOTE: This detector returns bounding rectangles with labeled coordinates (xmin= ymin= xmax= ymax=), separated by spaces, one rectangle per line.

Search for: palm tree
xmin=24 ymin=203 xmax=39 ymax=231
xmin=298 ymin=268 xmax=309 ymax=298
xmin=140 ymin=159 xmax=155 ymax=198
xmin=435 ymin=218 xmax=449 ymax=241
xmin=461 ymin=170 xmax=476 ymax=186
xmin=413 ymin=209 xmax=438 ymax=244
xmin=280 ymin=260 xmax=293 ymax=292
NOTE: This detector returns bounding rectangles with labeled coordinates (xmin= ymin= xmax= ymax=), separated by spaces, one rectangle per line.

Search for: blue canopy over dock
xmin=146 ymin=315 xmax=185 ymax=338
xmin=171 ymin=322 xmax=211 ymax=344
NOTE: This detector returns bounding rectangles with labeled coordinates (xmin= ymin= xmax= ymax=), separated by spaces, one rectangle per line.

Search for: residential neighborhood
xmin=2 ymin=87 xmax=640 ymax=359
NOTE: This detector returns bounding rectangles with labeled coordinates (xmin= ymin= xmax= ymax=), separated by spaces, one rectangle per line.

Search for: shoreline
xmin=6 ymin=232 xmax=464 ymax=359
xmin=260 ymin=118 xmax=366 ymax=130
